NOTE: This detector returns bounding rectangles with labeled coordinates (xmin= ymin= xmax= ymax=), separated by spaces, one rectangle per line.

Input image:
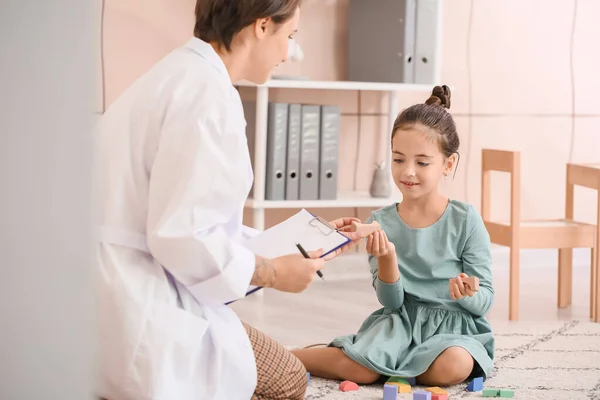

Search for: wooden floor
xmin=230 ymin=249 xmax=595 ymax=347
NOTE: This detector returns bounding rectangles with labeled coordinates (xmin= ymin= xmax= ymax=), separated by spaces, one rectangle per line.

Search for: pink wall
xmin=102 ymin=0 xmax=600 ymax=227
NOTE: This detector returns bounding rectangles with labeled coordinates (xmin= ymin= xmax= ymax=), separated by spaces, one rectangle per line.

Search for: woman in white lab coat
xmin=95 ymin=1 xmax=360 ymax=399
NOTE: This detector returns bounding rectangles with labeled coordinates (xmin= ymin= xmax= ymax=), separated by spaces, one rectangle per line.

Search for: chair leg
xmin=558 ymin=249 xmax=573 ymax=308
xmin=592 ymin=247 xmax=599 ymax=322
xmin=509 ymin=246 xmax=520 ymax=321
xmin=590 ymin=247 xmax=598 ymax=320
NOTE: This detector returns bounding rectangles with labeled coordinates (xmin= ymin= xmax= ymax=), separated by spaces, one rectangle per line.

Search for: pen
xmin=295 ymin=242 xmax=324 ymax=280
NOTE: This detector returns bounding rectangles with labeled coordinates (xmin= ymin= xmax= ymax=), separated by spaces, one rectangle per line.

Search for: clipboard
xmin=229 ymin=209 xmax=351 ymax=302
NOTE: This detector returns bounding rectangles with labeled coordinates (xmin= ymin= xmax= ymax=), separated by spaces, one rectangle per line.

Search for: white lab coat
xmin=95 ymin=37 xmax=258 ymax=400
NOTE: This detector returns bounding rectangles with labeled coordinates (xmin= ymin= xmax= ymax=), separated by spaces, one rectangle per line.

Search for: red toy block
xmin=339 ymin=380 xmax=359 ymax=392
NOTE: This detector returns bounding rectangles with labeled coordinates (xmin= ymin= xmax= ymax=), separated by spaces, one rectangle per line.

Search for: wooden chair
xmin=481 ymin=149 xmax=597 ymax=321
xmin=566 ymin=162 xmax=600 ymax=322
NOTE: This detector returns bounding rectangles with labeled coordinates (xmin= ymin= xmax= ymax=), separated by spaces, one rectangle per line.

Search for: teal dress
xmin=330 ymin=200 xmax=495 ymax=380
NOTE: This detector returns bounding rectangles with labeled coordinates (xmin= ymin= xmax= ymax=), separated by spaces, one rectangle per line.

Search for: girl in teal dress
xmin=292 ymin=85 xmax=494 ymax=387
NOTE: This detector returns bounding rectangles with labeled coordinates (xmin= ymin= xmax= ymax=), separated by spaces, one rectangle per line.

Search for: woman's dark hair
xmin=391 ymin=85 xmax=460 ymax=164
xmin=194 ymin=0 xmax=301 ymax=51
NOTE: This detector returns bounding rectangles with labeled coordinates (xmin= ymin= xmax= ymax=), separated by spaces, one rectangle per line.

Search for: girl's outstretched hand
xmin=366 ymin=230 xmax=395 ymax=259
xmin=449 ymin=272 xmax=476 ymax=300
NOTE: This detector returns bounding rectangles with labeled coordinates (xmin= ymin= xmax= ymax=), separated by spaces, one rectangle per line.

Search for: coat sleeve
xmin=146 ymin=93 xmax=255 ymax=306
xmin=457 ymin=206 xmax=495 ymax=316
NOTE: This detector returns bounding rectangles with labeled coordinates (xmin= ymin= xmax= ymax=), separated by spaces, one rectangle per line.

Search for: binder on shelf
xmin=414 ymin=0 xmax=441 ymax=84
xmin=318 ymin=105 xmax=340 ymax=200
xmin=265 ymin=102 xmax=289 ymax=201
xmin=298 ymin=105 xmax=321 ymax=201
xmin=347 ymin=0 xmax=417 ymax=83
xmin=285 ymin=104 xmax=302 ymax=200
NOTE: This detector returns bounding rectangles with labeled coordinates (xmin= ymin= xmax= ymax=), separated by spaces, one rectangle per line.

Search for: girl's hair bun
xmin=424 ymin=85 xmax=451 ymax=109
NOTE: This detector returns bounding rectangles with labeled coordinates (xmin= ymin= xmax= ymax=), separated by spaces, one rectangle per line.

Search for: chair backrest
xmin=481 ymin=149 xmax=521 ymax=227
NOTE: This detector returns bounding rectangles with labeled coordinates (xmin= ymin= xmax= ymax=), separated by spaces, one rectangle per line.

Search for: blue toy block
xmin=466 ymin=376 xmax=483 ymax=391
xmin=413 ymin=390 xmax=432 ymax=400
xmin=383 ymin=384 xmax=398 ymax=400
xmin=407 ymin=377 xmax=417 ymax=385
xmin=307 ymin=372 xmax=310 ymax=386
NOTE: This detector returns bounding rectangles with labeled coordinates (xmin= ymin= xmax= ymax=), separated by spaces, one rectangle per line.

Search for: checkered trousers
xmin=243 ymin=323 xmax=308 ymax=400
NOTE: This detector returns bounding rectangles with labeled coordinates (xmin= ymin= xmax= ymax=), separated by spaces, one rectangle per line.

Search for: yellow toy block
xmin=426 ymin=387 xmax=448 ymax=395
xmin=385 ymin=382 xmax=411 ymax=393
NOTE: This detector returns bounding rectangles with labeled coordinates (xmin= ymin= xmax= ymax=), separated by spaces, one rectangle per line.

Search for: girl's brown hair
xmin=391 ymin=85 xmax=460 ymax=163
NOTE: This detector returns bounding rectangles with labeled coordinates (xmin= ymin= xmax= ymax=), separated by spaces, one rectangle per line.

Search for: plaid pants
xmin=244 ymin=323 xmax=308 ymax=400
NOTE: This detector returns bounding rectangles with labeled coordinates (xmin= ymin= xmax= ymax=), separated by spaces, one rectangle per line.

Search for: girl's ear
xmin=444 ymin=153 xmax=458 ymax=176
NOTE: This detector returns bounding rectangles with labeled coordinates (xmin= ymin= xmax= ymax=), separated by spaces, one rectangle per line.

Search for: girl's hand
xmin=366 ymin=230 xmax=395 ymax=259
xmin=449 ymin=273 xmax=476 ymax=300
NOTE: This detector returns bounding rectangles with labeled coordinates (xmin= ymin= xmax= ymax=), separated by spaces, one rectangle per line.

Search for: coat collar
xmin=184 ymin=37 xmax=230 ymax=81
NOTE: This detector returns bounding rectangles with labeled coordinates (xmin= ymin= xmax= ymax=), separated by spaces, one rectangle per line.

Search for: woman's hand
xmin=329 ymin=217 xmax=360 ymax=233
xmin=449 ymin=273 xmax=476 ymax=300
xmin=366 ymin=230 xmax=395 ymax=259
xmin=321 ymin=217 xmax=362 ymax=261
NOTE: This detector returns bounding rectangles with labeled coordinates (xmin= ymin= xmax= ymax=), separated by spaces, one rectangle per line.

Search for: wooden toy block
xmin=413 ymin=390 xmax=432 ymax=400
xmin=431 ymin=395 xmax=448 ymax=400
xmin=386 ymin=382 xmax=411 ymax=392
xmin=339 ymin=380 xmax=359 ymax=392
xmin=386 ymin=376 xmax=409 ymax=385
xmin=499 ymin=389 xmax=514 ymax=398
xmin=483 ymin=388 xmax=500 ymax=397
xmin=388 ymin=376 xmax=416 ymax=385
xmin=463 ymin=276 xmax=480 ymax=291
xmin=350 ymin=221 xmax=381 ymax=237
xmin=383 ymin=384 xmax=398 ymax=400
xmin=425 ymin=387 xmax=447 ymax=395
xmin=466 ymin=376 xmax=483 ymax=391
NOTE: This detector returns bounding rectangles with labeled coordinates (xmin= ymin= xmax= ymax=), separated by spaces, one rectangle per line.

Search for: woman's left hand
xmin=449 ymin=273 xmax=476 ymax=300
xmin=321 ymin=217 xmax=362 ymax=261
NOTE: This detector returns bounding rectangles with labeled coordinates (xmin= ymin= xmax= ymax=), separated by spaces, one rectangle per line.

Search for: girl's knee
xmin=421 ymin=347 xmax=474 ymax=386
xmin=437 ymin=347 xmax=473 ymax=384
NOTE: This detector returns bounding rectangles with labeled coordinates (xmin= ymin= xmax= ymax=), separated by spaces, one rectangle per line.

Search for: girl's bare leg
xmin=417 ymin=346 xmax=474 ymax=387
xmin=291 ymin=347 xmax=380 ymax=384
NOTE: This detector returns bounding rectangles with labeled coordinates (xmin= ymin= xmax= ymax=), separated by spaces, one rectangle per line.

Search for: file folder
xmin=414 ymin=0 xmax=441 ymax=84
xmin=318 ymin=105 xmax=340 ymax=200
xmin=299 ymin=105 xmax=321 ymax=200
xmin=285 ymin=104 xmax=302 ymax=200
xmin=265 ymin=102 xmax=289 ymax=201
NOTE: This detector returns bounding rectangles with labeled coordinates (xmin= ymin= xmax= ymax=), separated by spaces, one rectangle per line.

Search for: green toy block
xmin=482 ymin=388 xmax=515 ymax=398
xmin=483 ymin=388 xmax=500 ymax=397
xmin=386 ymin=376 xmax=410 ymax=385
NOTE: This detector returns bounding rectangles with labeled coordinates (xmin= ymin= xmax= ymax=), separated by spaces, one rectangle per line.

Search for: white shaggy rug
xmin=304 ymin=320 xmax=600 ymax=399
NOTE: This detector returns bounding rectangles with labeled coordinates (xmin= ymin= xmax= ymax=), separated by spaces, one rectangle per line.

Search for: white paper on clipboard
xmin=235 ymin=209 xmax=350 ymax=300
xmin=244 ymin=209 xmax=349 ymax=259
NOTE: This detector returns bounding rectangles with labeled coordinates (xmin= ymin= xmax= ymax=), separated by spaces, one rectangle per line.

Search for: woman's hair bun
xmin=424 ymin=85 xmax=451 ymax=109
